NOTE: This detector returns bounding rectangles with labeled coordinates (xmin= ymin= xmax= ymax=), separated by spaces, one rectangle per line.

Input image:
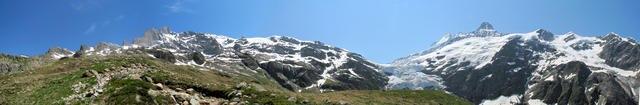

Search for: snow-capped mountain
xmin=384 ymin=22 xmax=640 ymax=105
xmin=51 ymin=27 xmax=387 ymax=92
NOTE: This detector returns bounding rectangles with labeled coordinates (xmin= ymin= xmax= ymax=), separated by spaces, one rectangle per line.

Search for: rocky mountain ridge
xmin=28 ymin=27 xmax=388 ymax=93
xmin=384 ymin=22 xmax=640 ymax=105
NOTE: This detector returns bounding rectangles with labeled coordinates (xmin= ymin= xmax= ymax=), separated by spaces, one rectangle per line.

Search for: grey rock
xmin=133 ymin=27 xmax=167 ymax=46
xmin=476 ymin=22 xmax=494 ymax=31
xmin=599 ymin=32 xmax=640 ymax=70
xmin=144 ymin=76 xmax=153 ymax=83
xmin=536 ymin=29 xmax=555 ymax=41
xmin=190 ymin=52 xmax=205 ymax=65
xmin=287 ymin=97 xmax=296 ymax=102
xmin=0 ymin=53 xmax=30 ymax=74
xmin=186 ymin=88 xmax=195 ymax=94
xmin=235 ymin=82 xmax=248 ymax=89
xmin=45 ymin=47 xmax=73 ymax=57
xmin=73 ymin=45 xmax=91 ymax=58
xmin=337 ymin=100 xmax=348 ymax=105
xmin=94 ymin=42 xmax=120 ymax=51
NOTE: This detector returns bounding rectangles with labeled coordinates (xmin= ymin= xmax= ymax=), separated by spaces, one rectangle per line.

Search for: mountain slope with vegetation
xmin=0 ymin=30 xmax=472 ymax=104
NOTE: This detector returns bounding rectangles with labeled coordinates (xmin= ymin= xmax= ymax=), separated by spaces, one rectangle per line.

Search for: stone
xmin=180 ymin=93 xmax=189 ymax=100
xmin=287 ymin=97 xmax=296 ymax=102
xmin=154 ymin=83 xmax=164 ymax=89
xmin=235 ymin=82 xmax=248 ymax=89
xmin=190 ymin=98 xmax=200 ymax=105
xmin=174 ymin=93 xmax=189 ymax=102
xmin=82 ymin=70 xmax=96 ymax=77
xmin=231 ymin=97 xmax=241 ymax=102
xmin=198 ymin=100 xmax=209 ymax=104
xmin=234 ymin=91 xmax=242 ymax=97
xmin=144 ymin=76 xmax=153 ymax=83
xmin=182 ymin=101 xmax=189 ymax=105
xmin=338 ymin=100 xmax=348 ymax=105
xmin=85 ymin=89 xmax=95 ymax=97
xmin=186 ymin=88 xmax=195 ymax=94
xmin=269 ymin=93 xmax=277 ymax=97
xmin=302 ymin=99 xmax=309 ymax=104
xmin=148 ymin=90 xmax=159 ymax=97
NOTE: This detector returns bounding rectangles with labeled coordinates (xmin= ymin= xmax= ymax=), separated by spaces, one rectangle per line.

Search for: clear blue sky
xmin=1 ymin=0 xmax=639 ymax=63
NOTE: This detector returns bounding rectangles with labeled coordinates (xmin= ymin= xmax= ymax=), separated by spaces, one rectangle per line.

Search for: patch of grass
xmin=240 ymin=86 xmax=297 ymax=105
xmin=297 ymin=89 xmax=473 ymax=105
xmin=0 ymin=57 xmax=98 ymax=104
xmin=28 ymin=65 xmax=98 ymax=104
xmin=87 ymin=58 xmax=157 ymax=73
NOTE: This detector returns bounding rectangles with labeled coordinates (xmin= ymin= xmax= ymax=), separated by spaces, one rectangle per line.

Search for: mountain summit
xmin=476 ymin=22 xmax=495 ymax=31
xmin=385 ymin=22 xmax=640 ymax=105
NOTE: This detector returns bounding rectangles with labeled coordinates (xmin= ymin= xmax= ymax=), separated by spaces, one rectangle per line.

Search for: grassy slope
xmin=0 ymin=56 xmax=472 ymax=105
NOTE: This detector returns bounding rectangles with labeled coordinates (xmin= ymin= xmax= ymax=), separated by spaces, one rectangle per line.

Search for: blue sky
xmin=1 ymin=0 xmax=639 ymax=63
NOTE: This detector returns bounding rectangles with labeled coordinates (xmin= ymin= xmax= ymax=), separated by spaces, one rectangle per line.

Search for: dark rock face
xmin=526 ymin=62 xmax=638 ymax=105
xmin=178 ymin=31 xmax=223 ymax=55
xmin=584 ymin=73 xmax=637 ymax=105
xmin=564 ymin=33 xmax=577 ymax=42
xmin=599 ymin=33 xmax=640 ymax=70
xmin=236 ymin=52 xmax=259 ymax=70
xmin=536 ymin=29 xmax=555 ymax=41
xmin=259 ymin=61 xmax=323 ymax=91
xmin=73 ymin=45 xmax=91 ymax=58
xmin=235 ymin=36 xmax=387 ymax=91
xmin=440 ymin=39 xmax=543 ymax=104
xmin=145 ymin=49 xmax=176 ymax=63
xmin=189 ymin=52 xmax=205 ymax=65
xmin=570 ymin=40 xmax=596 ymax=50
xmin=300 ymin=47 xmax=326 ymax=59
xmin=325 ymin=58 xmax=388 ymax=90
xmin=256 ymin=52 xmax=387 ymax=91
xmin=528 ymin=61 xmax=591 ymax=105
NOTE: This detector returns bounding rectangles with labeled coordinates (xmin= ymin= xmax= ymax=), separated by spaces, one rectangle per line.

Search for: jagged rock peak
xmin=94 ymin=42 xmax=120 ymax=50
xmin=535 ymin=29 xmax=554 ymax=41
xmin=602 ymin=32 xmax=622 ymax=41
xmin=46 ymin=47 xmax=72 ymax=55
xmin=134 ymin=27 xmax=173 ymax=46
xmin=476 ymin=22 xmax=495 ymax=31
xmin=79 ymin=45 xmax=91 ymax=51
xmin=159 ymin=26 xmax=172 ymax=34
xmin=563 ymin=32 xmax=578 ymax=42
